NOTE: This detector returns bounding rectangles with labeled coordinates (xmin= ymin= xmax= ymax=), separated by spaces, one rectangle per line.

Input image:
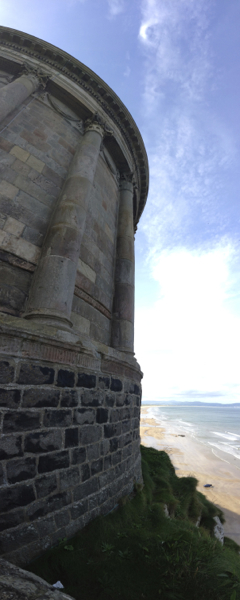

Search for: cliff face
xmin=0 ymin=27 xmax=148 ymax=564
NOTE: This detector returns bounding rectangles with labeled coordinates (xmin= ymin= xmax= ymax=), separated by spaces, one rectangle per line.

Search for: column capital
xmin=119 ymin=171 xmax=134 ymax=192
xmin=20 ymin=62 xmax=50 ymax=88
xmin=84 ymin=112 xmax=113 ymax=137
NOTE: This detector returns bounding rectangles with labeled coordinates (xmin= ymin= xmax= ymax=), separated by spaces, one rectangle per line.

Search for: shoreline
xmin=140 ymin=407 xmax=240 ymax=545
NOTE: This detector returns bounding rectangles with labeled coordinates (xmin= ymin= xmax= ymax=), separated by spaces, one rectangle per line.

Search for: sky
xmin=1 ymin=0 xmax=240 ymax=404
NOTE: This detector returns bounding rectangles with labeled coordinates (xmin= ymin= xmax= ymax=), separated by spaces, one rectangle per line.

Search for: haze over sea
xmin=142 ymin=403 xmax=240 ymax=471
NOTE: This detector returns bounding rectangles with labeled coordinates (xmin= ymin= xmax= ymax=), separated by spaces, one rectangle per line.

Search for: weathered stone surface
xmin=0 ymin=389 xmax=21 ymax=408
xmin=3 ymin=411 xmax=40 ymax=433
xmin=57 ymin=369 xmax=75 ymax=388
xmin=77 ymin=373 xmax=96 ymax=388
xmin=0 ymin=361 xmax=14 ymax=383
xmin=24 ymin=430 xmax=62 ymax=453
xmin=0 ymin=558 xmax=75 ymax=600
xmin=38 ymin=451 xmax=69 ymax=473
xmin=17 ymin=364 xmax=54 ymax=385
xmin=7 ymin=457 xmax=36 ymax=484
xmin=0 ymin=26 xmax=146 ymax=565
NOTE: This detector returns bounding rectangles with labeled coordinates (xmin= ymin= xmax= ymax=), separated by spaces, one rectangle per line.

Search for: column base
xmin=24 ymin=310 xmax=73 ymax=332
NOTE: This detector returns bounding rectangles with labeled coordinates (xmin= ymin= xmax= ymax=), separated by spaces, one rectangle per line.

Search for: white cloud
xmin=107 ymin=0 xmax=125 ymax=18
xmin=135 ymin=245 xmax=240 ymax=402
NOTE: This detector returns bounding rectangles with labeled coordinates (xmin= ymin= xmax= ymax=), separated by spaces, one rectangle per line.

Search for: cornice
xmin=0 ymin=26 xmax=149 ymax=224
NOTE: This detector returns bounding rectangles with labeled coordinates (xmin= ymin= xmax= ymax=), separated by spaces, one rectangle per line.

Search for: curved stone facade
xmin=0 ymin=27 xmax=148 ymax=565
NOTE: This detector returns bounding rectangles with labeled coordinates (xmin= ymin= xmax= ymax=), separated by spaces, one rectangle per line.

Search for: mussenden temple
xmin=0 ymin=26 xmax=149 ymax=563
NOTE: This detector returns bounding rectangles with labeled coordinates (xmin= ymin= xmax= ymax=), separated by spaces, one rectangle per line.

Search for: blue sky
xmin=1 ymin=0 xmax=240 ymax=403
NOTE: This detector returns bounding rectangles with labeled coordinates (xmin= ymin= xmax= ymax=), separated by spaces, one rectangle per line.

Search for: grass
xmin=27 ymin=445 xmax=240 ymax=600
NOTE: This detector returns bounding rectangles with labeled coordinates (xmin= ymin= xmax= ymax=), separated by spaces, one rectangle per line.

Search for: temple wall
xmin=0 ymin=26 xmax=148 ymax=566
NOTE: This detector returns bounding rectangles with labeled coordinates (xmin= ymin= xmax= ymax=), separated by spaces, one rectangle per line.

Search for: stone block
xmin=57 ymin=369 xmax=75 ymax=388
xmin=0 ymin=463 xmax=3 ymax=486
xmin=109 ymin=409 xmax=121 ymax=423
xmin=0 ymin=523 xmax=39 ymax=554
xmin=110 ymin=378 xmax=122 ymax=392
xmin=36 ymin=516 xmax=56 ymax=538
xmin=104 ymin=455 xmax=112 ymax=470
xmin=71 ymin=446 xmax=86 ymax=465
xmin=0 ymin=483 xmax=35 ymax=513
xmin=3 ymin=410 xmax=40 ymax=433
xmin=77 ymin=258 xmax=96 ymax=283
xmin=100 ymin=439 xmax=110 ymax=456
xmin=0 ymin=508 xmax=25 ymax=532
xmin=73 ymin=477 xmax=99 ymax=502
xmin=38 ymin=451 xmax=70 ymax=473
xmin=104 ymin=423 xmax=121 ymax=438
xmin=112 ymin=450 xmax=122 ymax=466
xmin=27 ymin=491 xmax=71 ymax=521
xmin=81 ymin=389 xmax=103 ymax=407
xmin=81 ymin=463 xmax=90 ymax=482
xmin=55 ymin=509 xmax=70 ymax=528
xmin=7 ymin=457 xmax=36 ymax=484
xmin=121 ymin=432 xmax=133 ymax=447
xmin=43 ymin=409 xmax=72 ymax=428
xmin=0 ymin=180 xmax=18 ymax=199
xmin=116 ymin=393 xmax=125 ymax=406
xmin=91 ymin=458 xmax=103 ymax=476
xmin=0 ymin=434 xmax=22 ymax=460
xmin=96 ymin=408 xmax=108 ymax=423
xmin=61 ymin=390 xmax=78 ymax=407
xmin=59 ymin=467 xmax=80 ymax=491
xmin=26 ymin=154 xmax=45 ymax=172
xmin=0 ymin=389 xmax=21 ymax=408
xmin=22 ymin=225 xmax=43 ymax=247
xmin=122 ymin=420 xmax=131 ymax=433
xmin=98 ymin=376 xmax=110 ymax=389
xmin=65 ymin=427 xmax=79 ymax=448
xmin=74 ymin=407 xmax=95 ymax=425
xmin=17 ymin=364 xmax=54 ymax=385
xmin=105 ymin=392 xmax=115 ymax=407
xmin=110 ymin=437 xmax=119 ymax=452
xmin=24 ymin=430 xmax=62 ymax=453
xmin=86 ymin=443 xmax=100 ymax=461
xmin=3 ymin=216 xmax=25 ymax=236
xmin=10 ymin=145 xmax=30 ymax=162
xmin=77 ymin=373 xmax=96 ymax=388
xmin=35 ymin=473 xmax=58 ymax=499
xmin=22 ymin=388 xmax=60 ymax=408
xmin=80 ymin=425 xmax=102 ymax=445
xmin=70 ymin=499 xmax=88 ymax=520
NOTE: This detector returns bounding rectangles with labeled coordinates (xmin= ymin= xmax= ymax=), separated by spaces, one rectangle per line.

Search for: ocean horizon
xmin=141 ymin=403 xmax=240 ymax=470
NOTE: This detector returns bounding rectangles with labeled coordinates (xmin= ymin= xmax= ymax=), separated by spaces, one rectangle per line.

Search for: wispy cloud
xmin=107 ymin=0 xmax=125 ymax=18
xmin=138 ymin=0 xmax=236 ymax=259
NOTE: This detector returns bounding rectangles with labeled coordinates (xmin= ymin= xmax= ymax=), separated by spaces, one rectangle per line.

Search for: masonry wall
xmin=0 ymin=354 xmax=142 ymax=565
xmin=0 ymin=93 xmax=119 ymax=345
xmin=0 ymin=27 xmax=149 ymax=567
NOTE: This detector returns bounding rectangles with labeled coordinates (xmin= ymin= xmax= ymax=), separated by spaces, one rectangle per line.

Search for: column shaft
xmin=0 ymin=73 xmax=40 ymax=124
xmin=25 ymin=121 xmax=104 ymax=329
xmin=112 ymin=177 xmax=135 ymax=353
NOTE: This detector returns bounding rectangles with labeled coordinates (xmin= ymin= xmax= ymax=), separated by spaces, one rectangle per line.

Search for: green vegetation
xmin=27 ymin=446 xmax=240 ymax=600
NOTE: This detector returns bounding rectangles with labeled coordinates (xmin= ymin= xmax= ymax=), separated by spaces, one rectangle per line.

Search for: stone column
xmin=25 ymin=114 xmax=109 ymax=330
xmin=0 ymin=68 xmax=41 ymax=124
xmin=112 ymin=173 xmax=135 ymax=353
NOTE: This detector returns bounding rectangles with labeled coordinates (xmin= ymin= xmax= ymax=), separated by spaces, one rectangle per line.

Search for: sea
xmin=141 ymin=403 xmax=240 ymax=470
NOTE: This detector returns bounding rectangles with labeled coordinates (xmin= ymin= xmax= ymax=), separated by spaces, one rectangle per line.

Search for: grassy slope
xmin=27 ymin=446 xmax=240 ymax=600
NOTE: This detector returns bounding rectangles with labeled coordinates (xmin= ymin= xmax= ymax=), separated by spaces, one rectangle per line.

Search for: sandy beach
xmin=140 ymin=406 xmax=240 ymax=545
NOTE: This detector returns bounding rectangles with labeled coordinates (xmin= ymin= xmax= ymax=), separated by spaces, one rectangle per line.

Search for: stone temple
xmin=0 ymin=26 xmax=149 ymax=564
